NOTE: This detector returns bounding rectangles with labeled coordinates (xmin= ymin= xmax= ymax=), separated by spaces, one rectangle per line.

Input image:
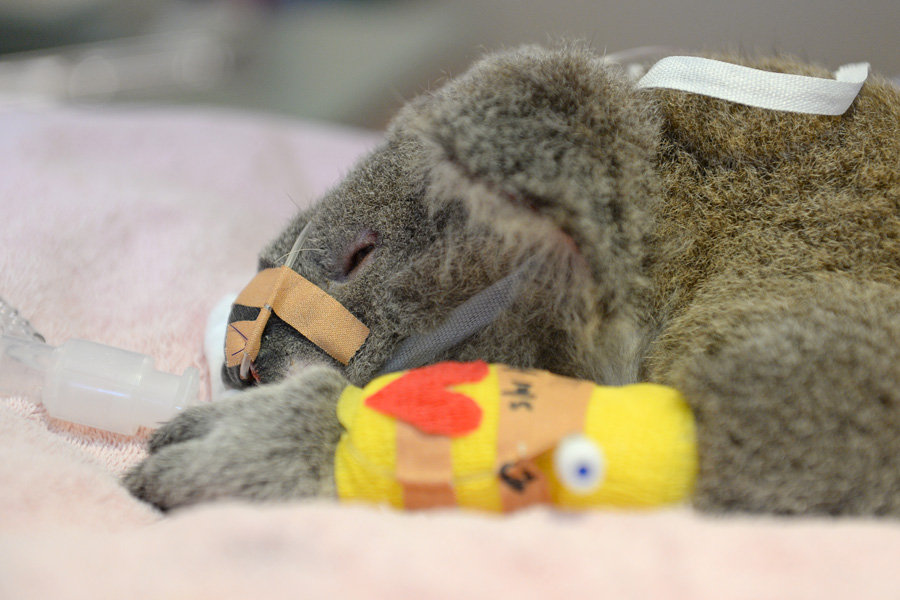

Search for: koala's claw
xmin=123 ymin=440 xmax=207 ymax=511
xmin=124 ymin=366 xmax=349 ymax=511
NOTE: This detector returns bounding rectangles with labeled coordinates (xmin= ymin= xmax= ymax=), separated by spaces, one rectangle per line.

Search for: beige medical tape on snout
xmin=636 ymin=56 xmax=869 ymax=115
xmin=225 ymin=266 xmax=370 ymax=373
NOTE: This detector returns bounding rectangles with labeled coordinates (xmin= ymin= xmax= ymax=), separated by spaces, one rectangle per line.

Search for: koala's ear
xmin=390 ymin=44 xmax=661 ymax=303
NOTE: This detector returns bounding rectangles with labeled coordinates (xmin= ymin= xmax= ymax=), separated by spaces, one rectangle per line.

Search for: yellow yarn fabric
xmin=541 ymin=383 xmax=697 ymax=508
xmin=335 ymin=363 xmax=697 ymax=511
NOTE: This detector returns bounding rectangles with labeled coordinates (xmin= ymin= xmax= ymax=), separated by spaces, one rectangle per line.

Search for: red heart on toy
xmin=365 ymin=361 xmax=488 ymax=437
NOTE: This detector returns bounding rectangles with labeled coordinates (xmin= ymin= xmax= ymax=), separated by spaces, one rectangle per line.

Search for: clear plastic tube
xmin=0 ymin=296 xmax=45 ymax=342
xmin=1 ymin=297 xmax=199 ymax=435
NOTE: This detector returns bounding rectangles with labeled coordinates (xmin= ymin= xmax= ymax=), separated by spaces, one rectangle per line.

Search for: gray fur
xmin=125 ymin=43 xmax=900 ymax=516
xmin=123 ymin=366 xmax=345 ymax=511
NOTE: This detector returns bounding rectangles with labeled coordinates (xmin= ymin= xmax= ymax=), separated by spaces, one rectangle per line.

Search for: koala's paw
xmin=123 ymin=366 xmax=349 ymax=511
xmin=663 ymin=278 xmax=900 ymax=516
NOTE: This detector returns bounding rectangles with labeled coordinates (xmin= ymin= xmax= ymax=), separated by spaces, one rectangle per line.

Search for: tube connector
xmin=1 ymin=335 xmax=199 ymax=435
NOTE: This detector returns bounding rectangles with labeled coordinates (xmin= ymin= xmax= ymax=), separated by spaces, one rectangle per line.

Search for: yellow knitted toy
xmin=335 ymin=361 xmax=697 ymax=512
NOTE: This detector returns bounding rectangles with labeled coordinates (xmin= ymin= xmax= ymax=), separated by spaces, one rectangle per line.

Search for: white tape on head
xmin=636 ymin=56 xmax=869 ymax=115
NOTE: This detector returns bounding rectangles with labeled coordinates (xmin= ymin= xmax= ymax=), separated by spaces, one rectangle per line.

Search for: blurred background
xmin=1 ymin=0 xmax=898 ymax=129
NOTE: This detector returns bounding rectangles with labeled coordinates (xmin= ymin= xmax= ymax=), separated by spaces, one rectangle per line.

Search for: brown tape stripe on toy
xmin=395 ymin=420 xmax=456 ymax=509
xmin=494 ymin=365 xmax=594 ymax=511
xmin=225 ymin=266 xmax=370 ymax=368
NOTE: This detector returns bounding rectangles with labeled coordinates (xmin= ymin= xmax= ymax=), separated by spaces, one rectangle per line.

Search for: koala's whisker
xmin=285 ymin=193 xmax=302 ymax=210
xmin=283 ymin=223 xmax=316 ymax=270
xmin=271 ymin=247 xmax=327 ymax=266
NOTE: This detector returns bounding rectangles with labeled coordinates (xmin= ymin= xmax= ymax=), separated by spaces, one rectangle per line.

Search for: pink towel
xmin=1 ymin=106 xmax=898 ymax=600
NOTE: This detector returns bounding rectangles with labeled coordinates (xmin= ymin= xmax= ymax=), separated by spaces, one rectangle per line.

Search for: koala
xmin=125 ymin=44 xmax=900 ymax=516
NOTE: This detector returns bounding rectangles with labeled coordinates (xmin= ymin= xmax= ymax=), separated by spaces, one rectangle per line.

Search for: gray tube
xmin=378 ymin=260 xmax=532 ymax=374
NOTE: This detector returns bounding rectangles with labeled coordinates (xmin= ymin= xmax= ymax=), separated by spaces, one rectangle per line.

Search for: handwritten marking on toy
xmin=499 ymin=461 xmax=538 ymax=492
xmin=365 ymin=361 xmax=489 ymax=437
xmin=503 ymin=380 xmax=535 ymax=410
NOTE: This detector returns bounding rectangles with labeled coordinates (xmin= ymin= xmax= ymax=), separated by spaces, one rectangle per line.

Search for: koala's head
xmin=224 ymin=44 xmax=661 ymax=390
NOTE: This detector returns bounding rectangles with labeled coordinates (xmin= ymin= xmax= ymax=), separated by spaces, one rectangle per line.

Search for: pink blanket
xmin=1 ymin=106 xmax=898 ymax=599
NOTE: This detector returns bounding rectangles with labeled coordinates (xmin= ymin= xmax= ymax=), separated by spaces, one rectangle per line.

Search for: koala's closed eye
xmin=338 ymin=229 xmax=380 ymax=281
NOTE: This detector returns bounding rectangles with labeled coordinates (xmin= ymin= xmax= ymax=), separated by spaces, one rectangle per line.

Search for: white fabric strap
xmin=636 ymin=56 xmax=869 ymax=115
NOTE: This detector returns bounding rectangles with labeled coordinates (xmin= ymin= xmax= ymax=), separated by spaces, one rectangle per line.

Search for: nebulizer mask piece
xmin=0 ymin=297 xmax=199 ymax=435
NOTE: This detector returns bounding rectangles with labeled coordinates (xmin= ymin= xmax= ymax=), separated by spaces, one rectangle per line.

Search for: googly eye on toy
xmin=553 ymin=434 xmax=606 ymax=494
